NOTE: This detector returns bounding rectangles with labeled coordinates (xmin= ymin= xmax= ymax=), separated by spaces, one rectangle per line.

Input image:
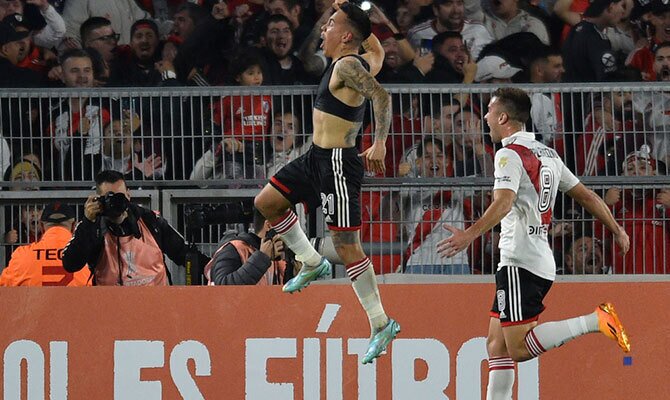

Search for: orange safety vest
xmin=205 ymin=239 xmax=286 ymax=285
xmin=0 ymin=226 xmax=91 ymax=286
xmin=95 ymin=218 xmax=168 ymax=286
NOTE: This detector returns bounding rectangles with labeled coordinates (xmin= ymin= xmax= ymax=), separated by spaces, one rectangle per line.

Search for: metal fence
xmin=0 ymin=84 xmax=668 ymax=279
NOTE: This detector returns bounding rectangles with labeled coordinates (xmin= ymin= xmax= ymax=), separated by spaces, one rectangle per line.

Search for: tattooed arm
xmin=335 ymin=57 xmax=391 ymax=174
xmin=361 ymin=34 xmax=384 ymax=77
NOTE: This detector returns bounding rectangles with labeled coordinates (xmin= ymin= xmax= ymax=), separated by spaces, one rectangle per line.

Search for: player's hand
xmin=84 ymin=195 xmax=103 ymax=222
xmin=614 ymin=226 xmax=630 ymax=256
xmin=359 ymin=140 xmax=386 ymax=174
xmin=436 ymin=224 xmax=474 ymax=258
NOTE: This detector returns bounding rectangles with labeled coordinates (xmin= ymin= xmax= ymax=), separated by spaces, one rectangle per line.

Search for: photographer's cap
xmin=41 ymin=202 xmax=76 ymax=223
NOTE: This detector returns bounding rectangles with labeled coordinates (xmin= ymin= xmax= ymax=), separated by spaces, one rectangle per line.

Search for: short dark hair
xmin=228 ymin=48 xmax=264 ymax=84
xmin=340 ymin=2 xmax=371 ymax=44
xmin=59 ymin=48 xmax=92 ymax=67
xmin=175 ymin=3 xmax=207 ymax=25
xmin=432 ymin=31 xmax=463 ymax=54
xmin=528 ymin=45 xmax=562 ymax=67
xmin=654 ymin=41 xmax=670 ymax=54
xmin=416 ymin=137 xmax=444 ymax=157
xmin=95 ymin=170 xmax=125 ymax=188
xmin=491 ymin=87 xmax=531 ymax=124
xmin=80 ymin=16 xmax=111 ymax=43
xmin=265 ymin=13 xmax=294 ymax=34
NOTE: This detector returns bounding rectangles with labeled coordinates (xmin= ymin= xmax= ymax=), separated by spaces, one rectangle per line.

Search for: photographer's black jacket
xmin=209 ymin=232 xmax=282 ymax=285
xmin=62 ymin=203 xmax=209 ymax=283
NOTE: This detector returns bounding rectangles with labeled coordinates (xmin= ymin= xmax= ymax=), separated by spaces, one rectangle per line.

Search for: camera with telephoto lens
xmin=185 ymin=200 xmax=254 ymax=231
xmin=96 ymin=192 xmax=130 ymax=218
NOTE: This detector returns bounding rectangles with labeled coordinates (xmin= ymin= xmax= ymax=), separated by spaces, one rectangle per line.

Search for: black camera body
xmin=97 ymin=192 xmax=130 ymax=218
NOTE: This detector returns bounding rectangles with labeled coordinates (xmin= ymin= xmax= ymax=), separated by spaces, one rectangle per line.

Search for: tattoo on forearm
xmin=336 ymin=58 xmax=391 ymax=142
xmin=331 ymin=231 xmax=360 ymax=247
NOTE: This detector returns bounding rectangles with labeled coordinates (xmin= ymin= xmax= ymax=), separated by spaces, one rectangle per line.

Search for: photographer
xmin=62 ymin=170 xmax=209 ymax=285
xmin=204 ymin=208 xmax=294 ymax=285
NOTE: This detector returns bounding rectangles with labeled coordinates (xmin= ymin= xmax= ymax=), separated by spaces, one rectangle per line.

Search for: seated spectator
xmin=482 ymin=0 xmax=550 ymax=45
xmin=266 ymin=110 xmax=310 ymax=177
xmin=259 ymin=14 xmax=311 ymax=85
xmin=560 ymin=233 xmax=607 ymax=274
xmin=60 ymin=0 xmax=149 ymax=48
xmin=424 ymin=31 xmax=477 ymax=84
xmin=49 ymin=48 xmax=108 ymax=180
xmin=99 ymin=110 xmax=165 ymax=180
xmin=209 ymin=49 xmax=272 ymax=180
xmin=0 ymin=202 xmax=90 ymax=286
xmin=450 ymin=106 xmax=495 ymax=177
xmin=598 ymin=147 xmax=670 ymax=273
xmin=407 ymin=0 xmax=493 ymax=60
xmin=6 ymin=154 xmax=41 ymax=190
xmin=402 ymin=137 xmax=471 ymax=274
xmin=204 ymin=208 xmax=295 ymax=285
xmin=0 ymin=0 xmax=65 ymax=50
xmin=62 ymin=170 xmax=211 ymax=285
xmin=625 ymin=0 xmax=670 ymax=80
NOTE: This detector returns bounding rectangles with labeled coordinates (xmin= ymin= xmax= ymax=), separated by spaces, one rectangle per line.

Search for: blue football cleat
xmin=282 ymin=257 xmax=332 ymax=293
xmin=361 ymin=318 xmax=401 ymax=364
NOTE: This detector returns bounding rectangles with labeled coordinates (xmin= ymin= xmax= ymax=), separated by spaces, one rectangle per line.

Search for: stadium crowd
xmin=0 ymin=0 xmax=669 ymax=283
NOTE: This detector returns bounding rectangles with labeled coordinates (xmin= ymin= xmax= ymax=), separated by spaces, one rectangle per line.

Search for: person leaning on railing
xmin=62 ymin=170 xmax=210 ymax=286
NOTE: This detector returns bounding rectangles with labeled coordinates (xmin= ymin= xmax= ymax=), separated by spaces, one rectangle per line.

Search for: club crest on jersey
xmin=497 ymin=290 xmax=507 ymax=319
xmin=498 ymin=156 xmax=508 ymax=168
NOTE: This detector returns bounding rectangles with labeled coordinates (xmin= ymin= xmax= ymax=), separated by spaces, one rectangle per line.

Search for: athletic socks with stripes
xmin=270 ymin=210 xmax=322 ymax=268
xmin=347 ymin=258 xmax=388 ymax=332
xmin=524 ymin=313 xmax=599 ymax=357
xmin=486 ymin=357 xmax=515 ymax=400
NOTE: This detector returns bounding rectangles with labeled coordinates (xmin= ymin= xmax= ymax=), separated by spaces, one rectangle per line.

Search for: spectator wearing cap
xmin=474 ymin=54 xmax=521 ymax=82
xmin=60 ymin=0 xmax=149 ymax=48
xmin=0 ymin=18 xmax=40 ymax=86
xmin=424 ymin=31 xmax=478 ymax=84
xmin=112 ymin=19 xmax=163 ymax=86
xmin=3 ymin=13 xmax=58 ymax=79
xmin=407 ymin=0 xmax=493 ymax=60
xmin=0 ymin=202 xmax=91 ymax=287
xmin=626 ymin=0 xmax=670 ymax=80
xmin=0 ymin=0 xmax=65 ymax=50
xmin=259 ymin=14 xmax=311 ymax=85
xmin=7 ymin=155 xmax=41 ymax=190
xmin=482 ymin=0 xmax=550 ymax=45
xmin=597 ymin=147 xmax=670 ymax=273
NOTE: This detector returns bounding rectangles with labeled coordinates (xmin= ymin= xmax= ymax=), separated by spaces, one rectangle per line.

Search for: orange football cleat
xmin=596 ymin=303 xmax=631 ymax=353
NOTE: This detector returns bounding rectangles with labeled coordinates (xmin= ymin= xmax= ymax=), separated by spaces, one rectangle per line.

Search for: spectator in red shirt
xmin=599 ymin=147 xmax=670 ymax=273
xmin=626 ymin=0 xmax=670 ymax=80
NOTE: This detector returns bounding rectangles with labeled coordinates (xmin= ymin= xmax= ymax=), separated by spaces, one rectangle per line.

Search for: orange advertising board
xmin=0 ymin=282 xmax=667 ymax=399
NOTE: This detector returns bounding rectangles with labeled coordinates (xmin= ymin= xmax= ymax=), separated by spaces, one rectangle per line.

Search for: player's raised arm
xmin=566 ymin=182 xmax=630 ymax=255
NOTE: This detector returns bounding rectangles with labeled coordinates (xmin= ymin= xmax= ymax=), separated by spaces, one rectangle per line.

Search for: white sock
xmin=524 ymin=312 xmax=599 ymax=358
xmin=270 ymin=210 xmax=322 ymax=267
xmin=486 ymin=357 xmax=515 ymax=400
xmin=347 ymin=258 xmax=387 ymax=332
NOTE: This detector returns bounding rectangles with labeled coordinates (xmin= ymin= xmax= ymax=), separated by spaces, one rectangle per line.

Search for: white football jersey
xmin=494 ymin=131 xmax=580 ymax=280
